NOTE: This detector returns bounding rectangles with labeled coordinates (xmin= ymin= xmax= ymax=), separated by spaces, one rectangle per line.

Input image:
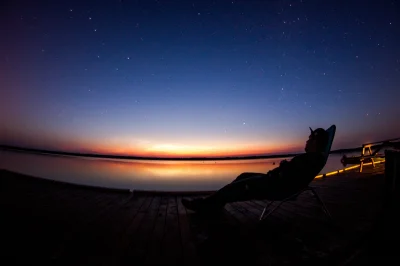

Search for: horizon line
xmin=0 ymin=144 xmax=365 ymax=161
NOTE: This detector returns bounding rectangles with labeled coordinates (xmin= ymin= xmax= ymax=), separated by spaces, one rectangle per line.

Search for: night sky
xmin=1 ymin=0 xmax=400 ymax=157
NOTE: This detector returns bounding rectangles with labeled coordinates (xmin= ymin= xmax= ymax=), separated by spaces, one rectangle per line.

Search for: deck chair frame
xmin=259 ymin=186 xmax=332 ymax=221
xmin=259 ymin=125 xmax=336 ymax=221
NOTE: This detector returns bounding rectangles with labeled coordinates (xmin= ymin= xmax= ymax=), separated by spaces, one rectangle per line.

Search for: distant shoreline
xmin=0 ymin=144 xmax=365 ymax=161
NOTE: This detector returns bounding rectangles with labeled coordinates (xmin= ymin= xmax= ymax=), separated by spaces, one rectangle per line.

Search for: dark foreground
xmin=0 ymin=164 xmax=397 ymax=265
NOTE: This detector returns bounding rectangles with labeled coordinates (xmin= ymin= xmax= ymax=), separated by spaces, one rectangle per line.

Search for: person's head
xmin=305 ymin=127 xmax=329 ymax=153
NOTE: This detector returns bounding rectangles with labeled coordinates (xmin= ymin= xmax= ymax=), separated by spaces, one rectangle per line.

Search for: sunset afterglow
xmin=1 ymin=1 xmax=399 ymax=158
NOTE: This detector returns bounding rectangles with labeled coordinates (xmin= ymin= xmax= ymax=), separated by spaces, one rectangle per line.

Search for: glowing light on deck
xmin=315 ymin=159 xmax=385 ymax=179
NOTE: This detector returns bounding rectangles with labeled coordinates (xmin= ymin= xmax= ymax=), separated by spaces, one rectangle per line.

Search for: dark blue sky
xmin=1 ymin=0 xmax=400 ymax=157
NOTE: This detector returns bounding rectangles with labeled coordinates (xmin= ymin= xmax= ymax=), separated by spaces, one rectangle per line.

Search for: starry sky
xmin=1 ymin=0 xmax=400 ymax=158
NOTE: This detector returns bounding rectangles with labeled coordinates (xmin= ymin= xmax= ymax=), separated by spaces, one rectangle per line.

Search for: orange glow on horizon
xmin=3 ymin=126 xmax=306 ymax=158
xmin=74 ymin=141 xmax=303 ymax=158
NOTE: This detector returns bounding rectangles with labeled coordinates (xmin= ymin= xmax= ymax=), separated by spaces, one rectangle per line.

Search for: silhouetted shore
xmin=0 ymin=144 xmax=366 ymax=161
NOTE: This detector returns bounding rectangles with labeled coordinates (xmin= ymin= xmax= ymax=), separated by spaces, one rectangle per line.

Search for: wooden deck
xmin=0 ymin=164 xmax=390 ymax=265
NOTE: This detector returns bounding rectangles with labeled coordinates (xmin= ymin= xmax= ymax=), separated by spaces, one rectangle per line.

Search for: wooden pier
xmin=0 ymin=164 xmax=394 ymax=265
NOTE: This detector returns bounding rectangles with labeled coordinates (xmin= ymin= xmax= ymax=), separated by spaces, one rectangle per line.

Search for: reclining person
xmin=182 ymin=127 xmax=329 ymax=212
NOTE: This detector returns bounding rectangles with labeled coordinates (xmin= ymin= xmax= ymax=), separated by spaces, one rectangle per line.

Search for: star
xmin=89 ymin=17 xmax=92 ymax=20
xmin=94 ymin=29 xmax=97 ymax=32
xmin=127 ymin=57 xmax=130 ymax=60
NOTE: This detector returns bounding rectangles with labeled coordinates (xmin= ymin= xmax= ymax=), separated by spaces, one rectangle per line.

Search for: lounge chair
xmin=259 ymin=125 xmax=336 ymax=221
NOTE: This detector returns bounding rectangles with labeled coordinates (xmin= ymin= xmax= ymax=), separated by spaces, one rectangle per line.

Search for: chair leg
xmin=259 ymin=191 xmax=304 ymax=221
xmin=259 ymin=201 xmax=274 ymax=221
xmin=310 ymin=187 xmax=332 ymax=220
xmin=261 ymin=201 xmax=286 ymax=220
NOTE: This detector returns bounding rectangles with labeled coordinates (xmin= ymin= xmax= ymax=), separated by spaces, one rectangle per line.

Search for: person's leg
xmin=182 ymin=174 xmax=272 ymax=212
xmin=232 ymin=172 xmax=262 ymax=183
xmin=204 ymin=174 xmax=269 ymax=206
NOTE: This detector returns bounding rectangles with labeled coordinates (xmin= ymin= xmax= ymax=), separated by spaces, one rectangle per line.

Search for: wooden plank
xmin=111 ymin=195 xmax=150 ymax=243
xmin=41 ymin=190 xmax=114 ymax=252
xmin=7 ymin=187 xmax=119 ymax=263
xmin=159 ymin=196 xmax=183 ymax=265
xmin=252 ymin=199 xmax=296 ymax=221
xmin=275 ymin=196 xmax=329 ymax=218
xmin=231 ymin=201 xmax=255 ymax=217
xmin=234 ymin=201 xmax=277 ymax=264
xmin=2 ymin=186 xmax=123 ymax=264
xmin=179 ymin=197 xmax=238 ymax=266
xmin=235 ymin=201 xmax=260 ymax=219
xmin=225 ymin=202 xmax=250 ymax=224
xmin=64 ymin=194 xmax=136 ymax=264
xmin=121 ymin=195 xmax=162 ymax=265
xmin=177 ymin=196 xmax=200 ymax=266
xmin=218 ymin=205 xmax=241 ymax=226
xmin=249 ymin=200 xmax=354 ymax=261
xmin=0 ymin=168 xmax=388 ymax=265
xmin=145 ymin=196 xmax=169 ymax=264
xmin=58 ymin=194 xmax=150 ymax=265
xmin=117 ymin=196 xmax=155 ymax=264
xmin=245 ymin=200 xmax=291 ymax=227
xmin=81 ymin=194 xmax=149 ymax=265
xmin=51 ymin=192 xmax=131 ymax=262
xmin=238 ymin=201 xmax=263 ymax=217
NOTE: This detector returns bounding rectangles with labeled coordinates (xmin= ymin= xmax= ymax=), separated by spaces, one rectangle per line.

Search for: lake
xmin=0 ymin=149 xmax=358 ymax=191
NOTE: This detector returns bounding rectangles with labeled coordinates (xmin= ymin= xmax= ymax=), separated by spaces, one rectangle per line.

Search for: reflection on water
xmin=0 ymin=150 xmax=354 ymax=191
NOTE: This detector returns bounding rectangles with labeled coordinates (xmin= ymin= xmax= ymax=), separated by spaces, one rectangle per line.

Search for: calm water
xmin=0 ymin=149 xmax=357 ymax=191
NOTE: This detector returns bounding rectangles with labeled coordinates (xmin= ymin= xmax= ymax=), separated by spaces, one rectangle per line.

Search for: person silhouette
xmin=182 ymin=127 xmax=329 ymax=213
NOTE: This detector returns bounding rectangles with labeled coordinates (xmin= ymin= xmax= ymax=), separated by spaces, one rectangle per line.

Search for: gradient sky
xmin=1 ymin=0 xmax=400 ymax=157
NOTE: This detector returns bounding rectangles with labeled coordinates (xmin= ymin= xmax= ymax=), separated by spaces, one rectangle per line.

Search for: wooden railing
xmin=360 ymin=137 xmax=400 ymax=172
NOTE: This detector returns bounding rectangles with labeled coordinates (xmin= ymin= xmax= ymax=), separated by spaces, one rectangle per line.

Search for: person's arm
xmin=266 ymin=158 xmax=295 ymax=178
xmin=279 ymin=153 xmax=325 ymax=183
xmin=276 ymin=154 xmax=310 ymax=179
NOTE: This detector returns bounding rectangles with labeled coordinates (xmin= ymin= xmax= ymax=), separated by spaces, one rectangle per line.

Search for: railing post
xmin=379 ymin=150 xmax=400 ymax=244
xmin=359 ymin=146 xmax=366 ymax=172
xmin=384 ymin=150 xmax=400 ymax=206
